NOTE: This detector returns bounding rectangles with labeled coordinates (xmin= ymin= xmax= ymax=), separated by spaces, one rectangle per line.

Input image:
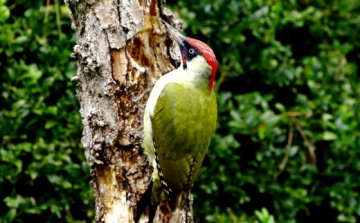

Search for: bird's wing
xmin=151 ymin=82 xmax=217 ymax=192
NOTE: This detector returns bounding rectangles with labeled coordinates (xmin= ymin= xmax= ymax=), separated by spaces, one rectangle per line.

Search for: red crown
xmin=187 ymin=38 xmax=218 ymax=91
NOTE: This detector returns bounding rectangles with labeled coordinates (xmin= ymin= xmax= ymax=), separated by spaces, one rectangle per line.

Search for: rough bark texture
xmin=65 ymin=0 xmax=192 ymax=222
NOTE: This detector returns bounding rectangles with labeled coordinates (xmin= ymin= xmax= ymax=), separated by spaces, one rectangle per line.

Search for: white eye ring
xmin=189 ymin=48 xmax=195 ymax=54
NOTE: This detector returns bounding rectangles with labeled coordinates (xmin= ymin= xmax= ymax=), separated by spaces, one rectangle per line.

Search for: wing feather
xmin=151 ymin=83 xmax=217 ymax=192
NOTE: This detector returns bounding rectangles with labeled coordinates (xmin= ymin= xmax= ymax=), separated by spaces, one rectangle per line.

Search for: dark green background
xmin=1 ymin=0 xmax=359 ymax=222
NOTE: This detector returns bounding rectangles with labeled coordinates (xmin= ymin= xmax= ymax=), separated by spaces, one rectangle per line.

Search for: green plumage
xmin=151 ymin=82 xmax=217 ymax=196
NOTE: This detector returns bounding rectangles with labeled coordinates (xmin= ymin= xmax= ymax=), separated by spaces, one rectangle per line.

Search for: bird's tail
xmin=135 ymin=181 xmax=156 ymax=223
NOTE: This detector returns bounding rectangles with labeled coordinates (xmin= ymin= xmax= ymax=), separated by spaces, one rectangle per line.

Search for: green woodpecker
xmin=142 ymin=23 xmax=218 ymax=208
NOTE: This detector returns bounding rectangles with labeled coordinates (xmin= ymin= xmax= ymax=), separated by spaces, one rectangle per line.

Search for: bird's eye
xmin=189 ymin=48 xmax=195 ymax=54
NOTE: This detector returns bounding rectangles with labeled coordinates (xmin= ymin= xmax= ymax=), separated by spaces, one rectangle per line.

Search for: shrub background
xmin=1 ymin=0 xmax=359 ymax=222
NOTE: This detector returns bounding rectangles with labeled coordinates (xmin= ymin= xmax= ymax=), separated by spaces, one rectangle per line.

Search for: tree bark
xmin=65 ymin=0 xmax=192 ymax=222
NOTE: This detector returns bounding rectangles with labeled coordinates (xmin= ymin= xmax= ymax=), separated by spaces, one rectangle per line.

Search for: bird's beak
xmin=163 ymin=21 xmax=185 ymax=46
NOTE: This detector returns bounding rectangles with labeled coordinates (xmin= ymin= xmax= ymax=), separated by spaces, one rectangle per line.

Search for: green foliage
xmin=0 ymin=0 xmax=93 ymax=222
xmin=1 ymin=0 xmax=360 ymax=222
xmin=169 ymin=0 xmax=360 ymax=222
xmin=255 ymin=208 xmax=276 ymax=223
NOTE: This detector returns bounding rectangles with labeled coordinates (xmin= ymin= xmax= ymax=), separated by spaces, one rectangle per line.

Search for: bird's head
xmin=164 ymin=22 xmax=218 ymax=91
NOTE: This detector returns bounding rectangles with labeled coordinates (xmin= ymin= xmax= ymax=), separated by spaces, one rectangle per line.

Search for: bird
xmin=141 ymin=21 xmax=218 ymax=213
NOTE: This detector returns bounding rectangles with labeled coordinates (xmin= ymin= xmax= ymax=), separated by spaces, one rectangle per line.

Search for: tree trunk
xmin=65 ymin=0 xmax=192 ymax=222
